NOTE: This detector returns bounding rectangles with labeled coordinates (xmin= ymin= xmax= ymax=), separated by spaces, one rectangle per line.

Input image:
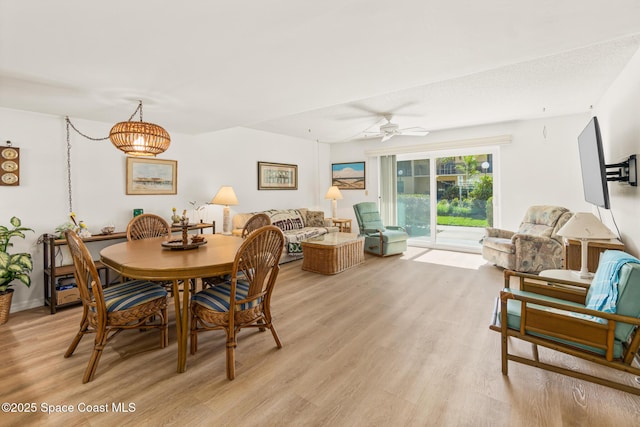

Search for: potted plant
xmin=0 ymin=216 xmax=33 ymax=325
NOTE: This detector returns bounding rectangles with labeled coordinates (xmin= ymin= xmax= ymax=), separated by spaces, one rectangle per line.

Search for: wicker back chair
xmin=64 ymin=230 xmax=168 ymax=383
xmin=126 ymin=213 xmax=171 ymax=241
xmin=241 ymin=213 xmax=271 ymax=238
xmin=202 ymin=213 xmax=273 ymax=289
xmin=126 ymin=213 xmax=181 ymax=291
xmin=190 ymin=225 xmax=285 ymax=379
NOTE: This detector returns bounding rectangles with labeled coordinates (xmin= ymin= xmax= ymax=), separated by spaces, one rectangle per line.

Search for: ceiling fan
xmin=361 ymin=114 xmax=429 ymax=142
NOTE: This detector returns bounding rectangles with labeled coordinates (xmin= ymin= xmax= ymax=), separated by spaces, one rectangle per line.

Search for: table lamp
xmin=325 ymin=186 xmax=343 ymax=219
xmin=557 ymin=212 xmax=617 ymax=279
xmin=211 ymin=186 xmax=239 ymax=235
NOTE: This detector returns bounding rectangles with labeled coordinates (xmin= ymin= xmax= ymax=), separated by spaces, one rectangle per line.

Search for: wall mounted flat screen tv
xmin=577 ymin=116 xmax=610 ymax=209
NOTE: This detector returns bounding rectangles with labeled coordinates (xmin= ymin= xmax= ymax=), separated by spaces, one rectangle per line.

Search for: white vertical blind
xmin=379 ymin=155 xmax=397 ymax=225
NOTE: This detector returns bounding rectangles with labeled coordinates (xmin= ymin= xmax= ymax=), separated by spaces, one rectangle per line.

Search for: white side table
xmin=540 ymin=269 xmax=593 ymax=285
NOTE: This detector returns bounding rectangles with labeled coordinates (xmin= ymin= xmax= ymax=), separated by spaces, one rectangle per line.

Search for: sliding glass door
xmin=388 ymin=149 xmax=495 ymax=252
xmin=396 ymin=157 xmax=432 ymax=241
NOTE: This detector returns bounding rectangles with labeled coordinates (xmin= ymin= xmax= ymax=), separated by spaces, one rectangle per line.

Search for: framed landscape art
xmin=258 ymin=161 xmax=298 ymax=190
xmin=126 ymin=157 xmax=177 ymax=195
xmin=331 ymin=162 xmax=365 ymax=189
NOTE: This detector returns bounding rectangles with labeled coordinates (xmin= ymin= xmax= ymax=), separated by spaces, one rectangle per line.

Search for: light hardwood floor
xmin=2 ymin=247 xmax=640 ymax=426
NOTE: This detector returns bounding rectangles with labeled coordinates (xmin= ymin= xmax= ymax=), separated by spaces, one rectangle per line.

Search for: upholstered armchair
xmin=353 ymin=202 xmax=408 ymax=256
xmin=482 ymin=205 xmax=572 ymax=273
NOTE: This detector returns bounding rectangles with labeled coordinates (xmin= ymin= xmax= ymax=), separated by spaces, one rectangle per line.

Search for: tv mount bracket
xmin=606 ymin=154 xmax=637 ymax=186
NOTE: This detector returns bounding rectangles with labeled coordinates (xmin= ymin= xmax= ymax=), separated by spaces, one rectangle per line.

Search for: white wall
xmin=0 ymin=107 xmax=330 ymax=312
xmin=189 ymin=127 xmax=332 ymax=215
xmin=595 ymin=47 xmax=640 ymax=257
xmin=328 ymin=114 xmax=593 ymax=232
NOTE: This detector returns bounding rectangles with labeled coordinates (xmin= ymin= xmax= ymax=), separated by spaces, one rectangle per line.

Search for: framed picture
xmin=126 ymin=157 xmax=177 ymax=195
xmin=332 ymin=162 xmax=366 ymax=189
xmin=258 ymin=161 xmax=298 ymax=190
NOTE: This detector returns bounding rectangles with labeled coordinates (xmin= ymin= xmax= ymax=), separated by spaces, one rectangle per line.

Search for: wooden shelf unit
xmin=563 ymin=238 xmax=624 ymax=273
xmin=42 ymin=222 xmax=215 ymax=314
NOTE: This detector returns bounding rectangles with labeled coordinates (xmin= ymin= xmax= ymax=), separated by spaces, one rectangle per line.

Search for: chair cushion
xmin=609 ymin=262 xmax=640 ymax=342
xmin=191 ymin=280 xmax=261 ymax=312
xmin=516 ymin=206 xmax=571 ymax=241
xmin=354 ymin=202 xmax=386 ymax=231
xmin=102 ymin=280 xmax=167 ymax=313
xmin=501 ymin=288 xmax=623 ymax=358
xmin=520 ymin=205 xmax=570 ymax=228
xmin=368 ymin=229 xmax=408 ymax=243
xmin=517 ymin=223 xmax=553 ymax=238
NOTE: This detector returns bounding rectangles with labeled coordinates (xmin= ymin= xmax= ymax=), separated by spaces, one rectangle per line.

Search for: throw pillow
xmin=306 ymin=211 xmax=325 ymax=227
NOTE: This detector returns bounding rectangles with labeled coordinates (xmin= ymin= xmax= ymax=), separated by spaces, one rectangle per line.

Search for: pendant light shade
xmin=109 ymin=101 xmax=170 ymax=156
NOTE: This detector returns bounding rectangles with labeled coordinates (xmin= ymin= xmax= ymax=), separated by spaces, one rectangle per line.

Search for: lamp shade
xmin=109 ymin=101 xmax=170 ymax=157
xmin=211 ymin=186 xmax=239 ymax=206
xmin=109 ymin=121 xmax=170 ymax=157
xmin=324 ymin=186 xmax=343 ymax=200
xmin=557 ymin=212 xmax=616 ymax=240
xmin=557 ymin=212 xmax=616 ymax=279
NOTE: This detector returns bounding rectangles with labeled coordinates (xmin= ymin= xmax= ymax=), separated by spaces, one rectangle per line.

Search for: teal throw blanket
xmin=586 ymin=250 xmax=640 ymax=313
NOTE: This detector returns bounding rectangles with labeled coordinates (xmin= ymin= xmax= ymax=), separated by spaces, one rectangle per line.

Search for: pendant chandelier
xmin=109 ymin=100 xmax=170 ymax=157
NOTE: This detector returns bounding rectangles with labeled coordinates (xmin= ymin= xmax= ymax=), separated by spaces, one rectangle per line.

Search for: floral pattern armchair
xmin=482 ymin=205 xmax=572 ymax=273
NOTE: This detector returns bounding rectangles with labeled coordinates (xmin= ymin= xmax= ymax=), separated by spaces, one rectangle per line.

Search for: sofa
xmin=232 ymin=208 xmax=338 ymax=263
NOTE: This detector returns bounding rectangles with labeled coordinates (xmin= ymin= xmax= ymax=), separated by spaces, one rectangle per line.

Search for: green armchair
xmin=353 ymin=202 xmax=408 ymax=256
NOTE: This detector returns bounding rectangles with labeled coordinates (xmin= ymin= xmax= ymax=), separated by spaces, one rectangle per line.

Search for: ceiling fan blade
xmin=401 ymin=131 xmax=430 ymax=136
xmin=381 ymin=134 xmax=394 ymax=143
xmin=346 ymin=103 xmax=388 ymax=117
xmin=399 ymin=126 xmax=429 ymax=133
xmin=398 ymin=126 xmax=429 ymax=136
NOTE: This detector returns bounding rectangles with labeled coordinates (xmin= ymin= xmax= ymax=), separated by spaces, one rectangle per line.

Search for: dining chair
xmin=64 ymin=229 xmax=168 ymax=383
xmin=202 ymin=212 xmax=272 ymax=289
xmin=190 ymin=225 xmax=285 ymax=380
xmin=126 ymin=213 xmax=185 ymax=293
xmin=241 ymin=212 xmax=271 ymax=238
xmin=126 ymin=213 xmax=171 ymax=241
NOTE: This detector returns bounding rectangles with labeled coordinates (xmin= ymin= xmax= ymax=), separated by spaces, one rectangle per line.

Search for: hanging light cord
xmin=64 ymin=101 xmax=143 ymax=213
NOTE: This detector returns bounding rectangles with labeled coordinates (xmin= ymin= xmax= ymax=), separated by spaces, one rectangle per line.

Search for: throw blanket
xmin=586 ymin=250 xmax=640 ymax=313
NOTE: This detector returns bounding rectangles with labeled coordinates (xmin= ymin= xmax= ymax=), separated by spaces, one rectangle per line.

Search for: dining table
xmin=99 ymin=233 xmax=245 ymax=373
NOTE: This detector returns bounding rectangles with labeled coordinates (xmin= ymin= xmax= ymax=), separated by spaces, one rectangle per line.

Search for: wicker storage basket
xmin=0 ymin=289 xmax=14 ymax=325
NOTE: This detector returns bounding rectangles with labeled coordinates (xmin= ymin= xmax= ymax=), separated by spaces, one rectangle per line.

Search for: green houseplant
xmin=0 ymin=216 xmax=33 ymax=325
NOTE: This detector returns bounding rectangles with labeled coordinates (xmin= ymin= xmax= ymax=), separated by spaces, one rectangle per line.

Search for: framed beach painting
xmin=331 ymin=162 xmax=365 ymax=190
xmin=126 ymin=157 xmax=177 ymax=195
xmin=258 ymin=161 xmax=298 ymax=190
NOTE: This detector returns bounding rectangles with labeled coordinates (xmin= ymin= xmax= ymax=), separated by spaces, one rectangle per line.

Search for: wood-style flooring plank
xmin=1 ymin=247 xmax=640 ymax=426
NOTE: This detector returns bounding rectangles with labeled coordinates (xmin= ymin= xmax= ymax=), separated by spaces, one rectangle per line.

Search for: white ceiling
xmin=2 ymin=1 xmax=640 ymax=143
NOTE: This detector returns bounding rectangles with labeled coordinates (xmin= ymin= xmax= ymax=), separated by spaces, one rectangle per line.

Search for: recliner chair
xmin=353 ymin=202 xmax=408 ymax=256
xmin=482 ymin=205 xmax=572 ymax=273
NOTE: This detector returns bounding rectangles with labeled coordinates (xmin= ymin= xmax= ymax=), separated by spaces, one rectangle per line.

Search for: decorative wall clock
xmin=1 ymin=143 xmax=20 ymax=186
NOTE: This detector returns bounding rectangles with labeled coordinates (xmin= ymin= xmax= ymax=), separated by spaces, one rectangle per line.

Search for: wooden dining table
xmin=100 ymin=234 xmax=244 ymax=373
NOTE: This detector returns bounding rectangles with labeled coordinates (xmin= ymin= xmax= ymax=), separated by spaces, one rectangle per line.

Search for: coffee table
xmin=301 ymin=232 xmax=364 ymax=274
